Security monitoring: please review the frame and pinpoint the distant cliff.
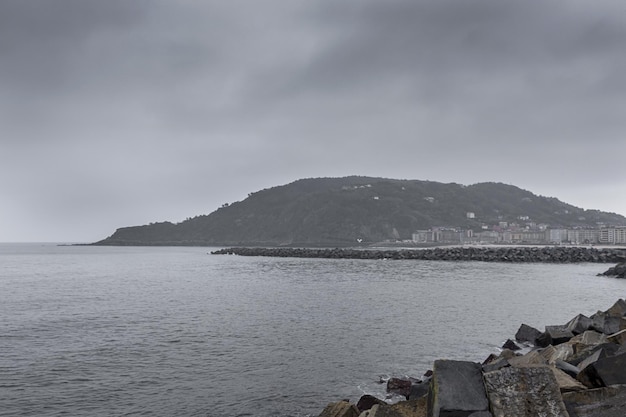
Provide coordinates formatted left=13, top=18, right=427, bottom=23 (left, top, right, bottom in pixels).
left=93, top=176, right=626, bottom=247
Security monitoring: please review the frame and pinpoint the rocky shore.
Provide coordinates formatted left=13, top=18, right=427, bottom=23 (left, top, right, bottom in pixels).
left=598, top=262, right=626, bottom=278
left=317, top=298, right=626, bottom=417
left=211, top=246, right=625, bottom=263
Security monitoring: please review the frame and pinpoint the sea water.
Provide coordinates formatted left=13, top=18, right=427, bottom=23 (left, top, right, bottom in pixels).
left=1, top=243, right=625, bottom=417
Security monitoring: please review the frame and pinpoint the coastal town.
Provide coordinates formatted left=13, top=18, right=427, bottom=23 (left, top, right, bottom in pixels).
left=412, top=213, right=626, bottom=245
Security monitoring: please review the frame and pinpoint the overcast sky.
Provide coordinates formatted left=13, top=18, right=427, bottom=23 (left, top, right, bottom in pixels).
left=2, top=0, right=625, bottom=242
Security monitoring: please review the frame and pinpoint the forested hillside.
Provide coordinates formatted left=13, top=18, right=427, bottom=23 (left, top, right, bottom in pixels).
left=94, top=176, right=626, bottom=246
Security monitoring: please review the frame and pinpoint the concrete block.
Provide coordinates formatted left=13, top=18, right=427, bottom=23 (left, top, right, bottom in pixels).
left=515, top=323, right=541, bottom=344
left=483, top=366, right=569, bottom=417
left=578, top=352, right=626, bottom=387
left=566, top=314, right=593, bottom=335
left=428, top=360, right=488, bottom=417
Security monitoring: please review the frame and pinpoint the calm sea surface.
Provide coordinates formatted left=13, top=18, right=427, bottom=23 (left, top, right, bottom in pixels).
left=1, top=243, right=625, bottom=417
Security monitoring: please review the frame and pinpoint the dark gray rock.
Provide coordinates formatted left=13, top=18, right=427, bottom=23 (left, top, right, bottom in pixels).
left=570, top=343, right=621, bottom=368
left=590, top=312, right=606, bottom=333
left=536, top=331, right=552, bottom=348
left=589, top=343, right=621, bottom=358
left=387, top=377, right=412, bottom=399
left=577, top=350, right=606, bottom=377
left=515, top=323, right=542, bottom=344
left=408, top=377, right=431, bottom=400
left=590, top=312, right=626, bottom=335
left=577, top=352, right=626, bottom=388
left=481, top=353, right=499, bottom=365
left=563, top=384, right=626, bottom=417
left=428, top=360, right=489, bottom=417
left=569, top=342, right=620, bottom=370
left=483, top=366, right=569, bottom=417
left=501, top=339, right=521, bottom=351
left=356, top=395, right=387, bottom=413
left=599, top=263, right=626, bottom=278
left=568, top=330, right=608, bottom=355
left=545, top=325, right=575, bottom=346
left=567, top=314, right=594, bottom=335
left=605, top=298, right=626, bottom=317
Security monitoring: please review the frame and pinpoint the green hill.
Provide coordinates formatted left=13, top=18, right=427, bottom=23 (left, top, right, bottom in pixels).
left=94, top=176, right=626, bottom=246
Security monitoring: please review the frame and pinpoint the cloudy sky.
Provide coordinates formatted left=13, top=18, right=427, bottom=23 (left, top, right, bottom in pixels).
left=2, top=0, right=625, bottom=242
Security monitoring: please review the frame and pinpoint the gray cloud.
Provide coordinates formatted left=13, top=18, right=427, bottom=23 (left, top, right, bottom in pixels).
left=2, top=0, right=625, bottom=241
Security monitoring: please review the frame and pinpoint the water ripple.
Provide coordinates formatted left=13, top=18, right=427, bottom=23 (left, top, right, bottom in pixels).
left=1, top=245, right=625, bottom=416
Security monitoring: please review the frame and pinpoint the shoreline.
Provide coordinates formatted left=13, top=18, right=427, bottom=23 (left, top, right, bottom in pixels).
left=317, top=297, right=626, bottom=417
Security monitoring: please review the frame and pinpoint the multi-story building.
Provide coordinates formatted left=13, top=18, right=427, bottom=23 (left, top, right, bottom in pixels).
left=412, top=228, right=466, bottom=243
left=413, top=225, right=625, bottom=245
left=547, top=229, right=568, bottom=244
left=568, top=229, right=600, bottom=244
left=476, top=230, right=499, bottom=243
left=600, top=227, right=626, bottom=244
left=412, top=230, right=431, bottom=243
left=517, top=230, right=547, bottom=243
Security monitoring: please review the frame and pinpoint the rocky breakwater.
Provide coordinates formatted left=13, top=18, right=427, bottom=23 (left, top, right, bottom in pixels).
left=317, top=299, right=626, bottom=417
left=211, top=246, right=624, bottom=263
left=598, top=262, right=626, bottom=278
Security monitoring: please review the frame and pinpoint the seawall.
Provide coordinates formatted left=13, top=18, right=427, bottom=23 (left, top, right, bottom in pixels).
left=211, top=246, right=624, bottom=263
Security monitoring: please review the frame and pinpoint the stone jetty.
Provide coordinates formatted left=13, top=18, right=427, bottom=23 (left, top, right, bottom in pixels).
left=317, top=299, right=626, bottom=417
left=598, top=262, right=626, bottom=278
left=211, top=246, right=624, bottom=263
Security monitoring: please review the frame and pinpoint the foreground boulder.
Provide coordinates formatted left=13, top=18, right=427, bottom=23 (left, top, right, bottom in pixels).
left=427, top=360, right=489, bottom=417
left=483, top=366, right=568, bottom=417
left=562, top=385, right=626, bottom=417
left=577, top=352, right=626, bottom=388
left=317, top=299, right=626, bottom=417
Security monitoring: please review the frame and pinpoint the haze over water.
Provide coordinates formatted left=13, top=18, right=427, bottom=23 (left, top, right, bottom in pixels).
left=2, top=243, right=625, bottom=416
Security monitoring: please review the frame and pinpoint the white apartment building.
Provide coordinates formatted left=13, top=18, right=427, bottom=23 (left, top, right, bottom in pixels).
left=599, top=227, right=626, bottom=244
left=568, top=229, right=600, bottom=244
left=547, top=229, right=568, bottom=243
